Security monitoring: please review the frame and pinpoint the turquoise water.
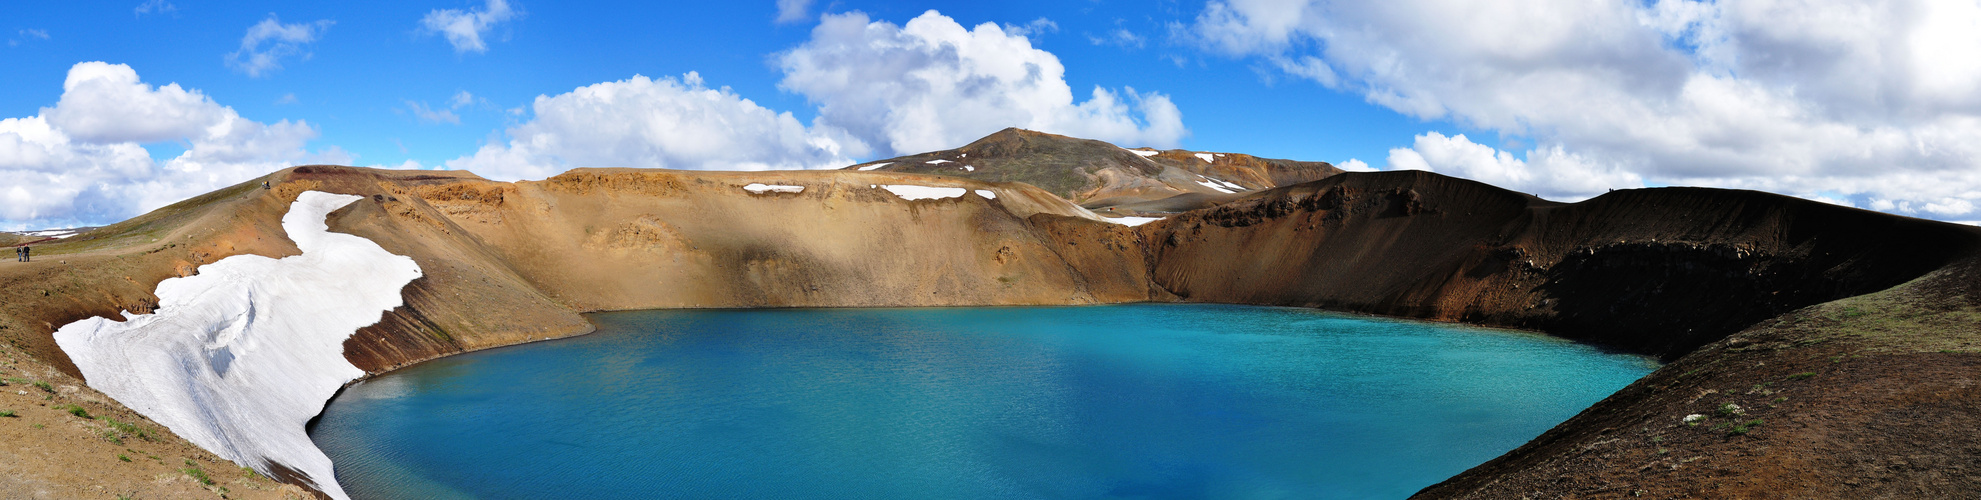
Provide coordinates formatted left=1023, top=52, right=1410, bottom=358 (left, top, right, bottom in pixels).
left=310, top=304, right=1655, bottom=499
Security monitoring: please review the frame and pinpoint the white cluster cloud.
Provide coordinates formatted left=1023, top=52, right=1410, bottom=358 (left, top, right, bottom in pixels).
left=777, top=11, right=1187, bottom=157
left=775, top=0, right=815, bottom=24
left=445, top=72, right=853, bottom=181
left=0, top=62, right=343, bottom=229
left=420, top=0, right=516, bottom=54
left=444, top=10, right=1189, bottom=181
left=1188, top=0, right=1981, bottom=219
left=227, top=15, right=333, bottom=77
left=1385, top=132, right=1642, bottom=200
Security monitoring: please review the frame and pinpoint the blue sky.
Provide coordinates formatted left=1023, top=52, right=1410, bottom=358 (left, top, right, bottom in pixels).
left=4, top=0, right=1980, bottom=228
left=1, top=1, right=1439, bottom=170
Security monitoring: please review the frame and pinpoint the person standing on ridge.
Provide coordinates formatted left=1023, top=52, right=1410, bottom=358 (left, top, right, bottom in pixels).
left=18, top=245, right=28, bottom=262
left=12, top=246, right=19, bottom=262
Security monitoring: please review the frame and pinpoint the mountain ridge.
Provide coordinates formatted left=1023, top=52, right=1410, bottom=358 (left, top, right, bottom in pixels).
left=0, top=130, right=1976, bottom=498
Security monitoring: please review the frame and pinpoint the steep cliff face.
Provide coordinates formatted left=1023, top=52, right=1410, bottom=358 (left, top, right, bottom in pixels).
left=1141, top=170, right=1979, bottom=359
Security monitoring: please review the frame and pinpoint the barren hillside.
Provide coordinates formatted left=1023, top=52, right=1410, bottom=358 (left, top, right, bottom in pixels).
left=2, top=156, right=1977, bottom=499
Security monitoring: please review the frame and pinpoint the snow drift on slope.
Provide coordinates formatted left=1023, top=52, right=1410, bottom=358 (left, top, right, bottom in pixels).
left=55, top=191, right=422, bottom=500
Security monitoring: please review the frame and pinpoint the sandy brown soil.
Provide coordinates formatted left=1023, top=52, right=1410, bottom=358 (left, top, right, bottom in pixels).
left=0, top=342, right=309, bottom=499
left=2, top=161, right=1977, bottom=499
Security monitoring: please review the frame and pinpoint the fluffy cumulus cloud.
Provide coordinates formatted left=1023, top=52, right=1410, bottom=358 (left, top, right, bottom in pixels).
left=778, top=11, right=1187, bottom=157
left=421, top=0, right=516, bottom=54
left=445, top=72, right=854, bottom=181
left=227, top=15, right=333, bottom=77
left=1187, top=0, right=1981, bottom=219
left=1386, top=132, right=1642, bottom=200
left=0, top=62, right=343, bottom=229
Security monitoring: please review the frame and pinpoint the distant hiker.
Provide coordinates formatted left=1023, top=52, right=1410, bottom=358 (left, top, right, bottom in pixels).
left=16, top=245, right=27, bottom=262
left=12, top=246, right=19, bottom=262
left=262, top=181, right=271, bottom=189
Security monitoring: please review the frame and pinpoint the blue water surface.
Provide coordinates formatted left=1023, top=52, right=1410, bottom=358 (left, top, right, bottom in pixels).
left=310, top=304, right=1655, bottom=499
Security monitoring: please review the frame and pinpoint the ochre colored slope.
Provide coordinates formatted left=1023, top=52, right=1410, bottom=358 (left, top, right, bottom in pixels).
left=2, top=162, right=1978, bottom=499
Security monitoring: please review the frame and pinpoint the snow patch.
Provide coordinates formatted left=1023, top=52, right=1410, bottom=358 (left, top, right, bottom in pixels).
left=926, top=159, right=953, bottom=165
left=1105, top=216, right=1166, bottom=227
left=857, top=162, right=892, bottom=171
left=1194, top=153, right=1215, bottom=163
left=743, top=183, right=805, bottom=194
left=964, top=165, right=975, bottom=172
left=54, top=192, right=422, bottom=500
left=974, top=189, right=996, bottom=199
left=1196, top=180, right=1237, bottom=194
left=880, top=185, right=967, bottom=200
left=1131, top=149, right=1160, bottom=157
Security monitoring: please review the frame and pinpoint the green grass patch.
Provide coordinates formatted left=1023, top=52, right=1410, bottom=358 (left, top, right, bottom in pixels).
left=61, top=404, right=92, bottom=419
left=181, top=465, right=213, bottom=486
left=1715, top=402, right=1743, bottom=417
left=102, top=418, right=152, bottom=441
left=32, top=380, right=53, bottom=393
left=1729, top=419, right=1765, bottom=436
left=118, top=453, right=132, bottom=462
left=1786, top=372, right=1817, bottom=380
left=0, top=410, right=14, bottom=417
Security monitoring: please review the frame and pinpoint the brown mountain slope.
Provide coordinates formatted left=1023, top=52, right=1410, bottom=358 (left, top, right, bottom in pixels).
left=2, top=162, right=1978, bottom=498
left=844, top=127, right=1342, bottom=212
left=1134, top=169, right=1981, bottom=497
left=1141, top=170, right=1977, bottom=359
left=0, top=165, right=1154, bottom=498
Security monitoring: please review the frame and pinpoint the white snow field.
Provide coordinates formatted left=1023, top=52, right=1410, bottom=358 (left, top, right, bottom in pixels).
left=743, top=183, right=805, bottom=194
left=857, top=162, right=891, bottom=171
left=974, top=189, right=997, bottom=199
left=1196, top=180, right=1237, bottom=194
left=880, top=184, right=968, bottom=200
left=1130, top=149, right=1159, bottom=157
left=1194, top=153, right=1215, bottom=163
left=1104, top=216, right=1166, bottom=227
left=55, top=191, right=423, bottom=500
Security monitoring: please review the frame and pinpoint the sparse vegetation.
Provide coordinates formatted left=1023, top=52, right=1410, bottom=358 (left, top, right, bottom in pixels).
left=1729, top=419, right=1765, bottom=436
left=182, top=460, right=213, bottom=485
left=61, top=404, right=92, bottom=419
left=118, top=453, right=132, bottom=462
left=0, top=410, right=13, bottom=417
left=1787, top=372, right=1816, bottom=380
left=103, top=417, right=153, bottom=441
left=32, top=380, right=53, bottom=393
left=1716, top=403, right=1743, bottom=417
